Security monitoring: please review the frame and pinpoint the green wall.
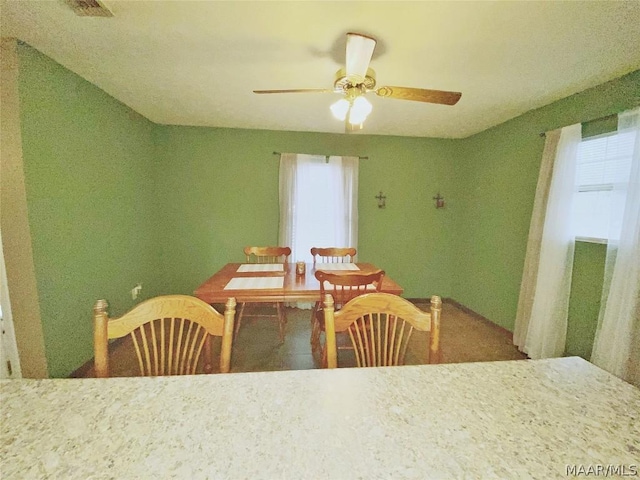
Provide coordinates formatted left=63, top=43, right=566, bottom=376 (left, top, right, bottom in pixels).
left=566, top=241, right=607, bottom=359
left=14, top=40, right=639, bottom=376
left=451, top=69, right=640, bottom=331
left=17, top=44, right=162, bottom=377
left=154, top=127, right=457, bottom=299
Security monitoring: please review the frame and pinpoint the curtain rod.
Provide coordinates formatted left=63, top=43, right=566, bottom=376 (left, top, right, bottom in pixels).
left=272, top=151, right=368, bottom=160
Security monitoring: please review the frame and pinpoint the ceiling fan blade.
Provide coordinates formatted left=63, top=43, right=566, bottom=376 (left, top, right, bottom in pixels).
left=345, top=33, right=376, bottom=83
left=375, top=86, right=462, bottom=105
left=253, top=88, right=332, bottom=94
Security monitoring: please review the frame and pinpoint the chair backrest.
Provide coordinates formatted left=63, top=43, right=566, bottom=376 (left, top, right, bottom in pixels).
left=322, top=293, right=442, bottom=368
left=93, top=295, right=236, bottom=377
left=244, top=246, right=291, bottom=263
left=315, top=269, right=384, bottom=309
left=311, top=247, right=356, bottom=264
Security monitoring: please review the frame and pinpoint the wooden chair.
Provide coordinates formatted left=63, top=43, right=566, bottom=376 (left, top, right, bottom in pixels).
left=93, top=295, right=236, bottom=377
left=322, top=293, right=442, bottom=368
left=244, top=246, right=291, bottom=264
left=237, top=246, right=291, bottom=342
left=311, top=269, right=384, bottom=366
left=311, top=247, right=357, bottom=265
left=309, top=247, right=357, bottom=331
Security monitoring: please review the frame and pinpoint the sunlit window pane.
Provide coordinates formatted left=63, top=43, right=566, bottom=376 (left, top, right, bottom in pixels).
left=292, top=157, right=347, bottom=262
left=573, top=130, right=634, bottom=241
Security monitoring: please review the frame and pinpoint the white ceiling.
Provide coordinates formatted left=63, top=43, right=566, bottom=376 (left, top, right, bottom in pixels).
left=2, top=0, right=640, bottom=138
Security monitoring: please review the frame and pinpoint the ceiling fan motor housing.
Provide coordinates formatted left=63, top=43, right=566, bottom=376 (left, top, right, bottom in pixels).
left=334, top=67, right=376, bottom=93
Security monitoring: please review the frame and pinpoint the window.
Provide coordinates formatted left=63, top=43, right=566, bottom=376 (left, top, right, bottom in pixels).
left=279, top=154, right=358, bottom=262
left=572, top=130, right=635, bottom=242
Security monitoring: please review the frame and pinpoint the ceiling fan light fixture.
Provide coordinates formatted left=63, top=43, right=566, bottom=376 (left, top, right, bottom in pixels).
left=348, top=96, right=372, bottom=125
left=346, top=121, right=364, bottom=132
left=253, top=32, right=462, bottom=133
left=330, top=98, right=350, bottom=121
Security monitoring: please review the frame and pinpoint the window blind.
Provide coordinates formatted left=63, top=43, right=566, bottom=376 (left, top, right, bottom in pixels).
left=573, top=129, right=636, bottom=241
left=576, top=131, right=634, bottom=189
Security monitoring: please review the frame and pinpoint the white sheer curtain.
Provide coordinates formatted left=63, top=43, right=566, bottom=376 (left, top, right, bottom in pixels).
left=278, top=153, right=358, bottom=263
left=514, top=124, right=581, bottom=358
left=591, top=107, right=640, bottom=386
left=278, top=153, right=297, bottom=255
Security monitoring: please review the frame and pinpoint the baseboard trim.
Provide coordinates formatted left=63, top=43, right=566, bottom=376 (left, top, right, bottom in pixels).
left=407, top=297, right=514, bottom=341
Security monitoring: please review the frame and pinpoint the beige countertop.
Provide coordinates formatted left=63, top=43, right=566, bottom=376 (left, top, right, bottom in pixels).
left=1, top=357, right=639, bottom=479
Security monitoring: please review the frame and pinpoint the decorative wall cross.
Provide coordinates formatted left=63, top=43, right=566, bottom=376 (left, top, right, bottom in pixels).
left=375, top=191, right=386, bottom=209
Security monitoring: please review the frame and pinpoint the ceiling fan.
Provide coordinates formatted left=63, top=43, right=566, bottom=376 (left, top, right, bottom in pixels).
left=253, top=33, right=462, bottom=132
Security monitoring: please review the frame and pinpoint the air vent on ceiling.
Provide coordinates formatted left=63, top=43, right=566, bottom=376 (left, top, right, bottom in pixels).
left=65, top=0, right=113, bottom=17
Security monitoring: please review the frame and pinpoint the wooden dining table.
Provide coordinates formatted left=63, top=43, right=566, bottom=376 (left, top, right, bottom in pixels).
left=194, top=262, right=403, bottom=305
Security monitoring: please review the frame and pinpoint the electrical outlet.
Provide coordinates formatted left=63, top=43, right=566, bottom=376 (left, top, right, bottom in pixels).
left=131, top=283, right=142, bottom=300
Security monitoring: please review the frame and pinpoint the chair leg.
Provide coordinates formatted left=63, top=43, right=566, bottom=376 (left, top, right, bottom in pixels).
left=234, top=302, right=246, bottom=339
left=310, top=318, right=319, bottom=353
left=203, top=335, right=213, bottom=374
left=276, top=302, right=286, bottom=344
left=311, top=311, right=325, bottom=355
left=310, top=302, right=322, bottom=347
left=321, top=343, right=327, bottom=368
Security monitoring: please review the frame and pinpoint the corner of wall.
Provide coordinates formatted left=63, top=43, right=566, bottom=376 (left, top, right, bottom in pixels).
left=0, top=37, right=49, bottom=378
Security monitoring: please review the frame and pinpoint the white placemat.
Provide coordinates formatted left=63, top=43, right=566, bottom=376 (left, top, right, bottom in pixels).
left=315, top=263, right=359, bottom=271
left=237, top=264, right=284, bottom=272
left=224, top=276, right=284, bottom=290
